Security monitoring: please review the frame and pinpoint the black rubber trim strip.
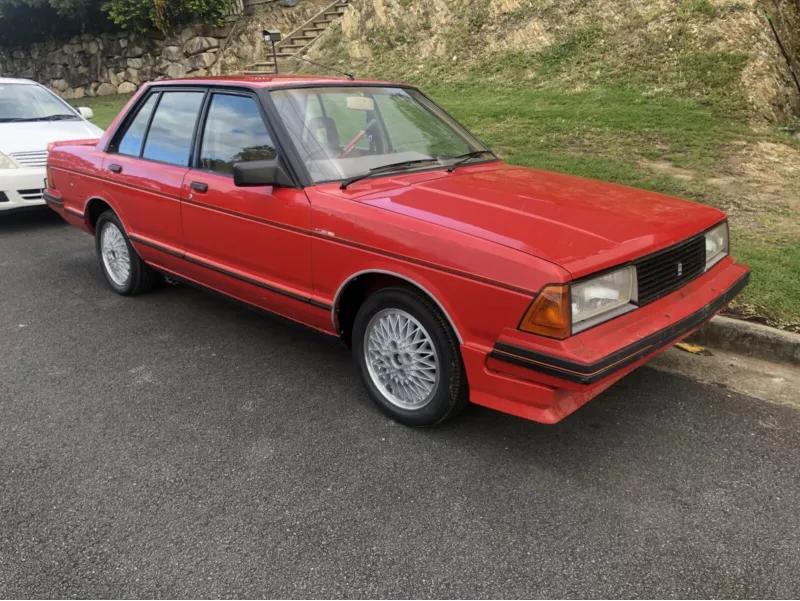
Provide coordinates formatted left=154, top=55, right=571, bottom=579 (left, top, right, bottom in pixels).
left=43, top=191, right=63, bottom=207
left=310, top=299, right=332, bottom=310
left=64, top=206, right=84, bottom=218
left=489, top=270, right=750, bottom=386
left=129, top=234, right=184, bottom=258
left=128, top=233, right=332, bottom=311
left=183, top=254, right=312, bottom=304
left=148, top=265, right=339, bottom=340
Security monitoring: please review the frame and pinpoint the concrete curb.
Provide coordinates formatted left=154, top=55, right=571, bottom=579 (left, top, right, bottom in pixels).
left=686, top=316, right=800, bottom=366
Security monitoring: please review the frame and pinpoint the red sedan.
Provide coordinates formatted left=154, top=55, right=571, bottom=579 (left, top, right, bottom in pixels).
left=44, top=75, right=750, bottom=426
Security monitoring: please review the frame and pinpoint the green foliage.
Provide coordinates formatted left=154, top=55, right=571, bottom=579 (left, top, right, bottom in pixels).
left=0, top=0, right=234, bottom=45
left=0, top=0, right=110, bottom=46
left=101, top=0, right=235, bottom=32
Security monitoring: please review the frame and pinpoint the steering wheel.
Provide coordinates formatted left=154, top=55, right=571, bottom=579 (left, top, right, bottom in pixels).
left=338, top=119, right=378, bottom=159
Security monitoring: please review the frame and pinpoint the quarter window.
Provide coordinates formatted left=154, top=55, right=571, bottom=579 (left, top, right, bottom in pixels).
left=116, top=94, right=157, bottom=157
left=142, top=91, right=205, bottom=166
left=199, top=94, right=276, bottom=175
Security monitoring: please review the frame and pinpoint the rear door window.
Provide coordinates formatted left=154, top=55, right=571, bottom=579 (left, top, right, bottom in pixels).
left=142, top=91, right=205, bottom=166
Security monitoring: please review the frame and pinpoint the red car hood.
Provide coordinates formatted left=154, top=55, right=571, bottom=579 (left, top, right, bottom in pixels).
left=343, top=164, right=724, bottom=278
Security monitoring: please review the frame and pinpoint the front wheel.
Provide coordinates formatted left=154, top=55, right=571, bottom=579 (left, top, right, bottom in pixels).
left=352, top=287, right=469, bottom=427
left=95, top=210, right=157, bottom=296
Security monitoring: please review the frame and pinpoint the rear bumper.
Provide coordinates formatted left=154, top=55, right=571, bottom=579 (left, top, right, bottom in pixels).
left=465, top=257, right=750, bottom=424
left=44, top=189, right=88, bottom=229
left=0, top=169, right=46, bottom=211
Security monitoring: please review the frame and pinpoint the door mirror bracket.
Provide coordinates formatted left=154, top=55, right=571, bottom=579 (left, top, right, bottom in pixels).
left=233, top=159, right=294, bottom=188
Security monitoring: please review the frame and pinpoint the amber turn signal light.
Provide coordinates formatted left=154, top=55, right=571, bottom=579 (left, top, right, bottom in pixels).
left=519, top=284, right=571, bottom=339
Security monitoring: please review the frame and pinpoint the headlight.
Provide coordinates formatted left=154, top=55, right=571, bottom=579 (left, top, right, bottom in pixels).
left=705, top=222, right=728, bottom=270
left=571, top=266, right=637, bottom=333
left=520, top=266, right=638, bottom=339
left=0, top=152, right=18, bottom=170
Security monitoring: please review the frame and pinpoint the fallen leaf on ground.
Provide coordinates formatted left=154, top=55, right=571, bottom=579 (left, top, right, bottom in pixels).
left=675, top=342, right=714, bottom=356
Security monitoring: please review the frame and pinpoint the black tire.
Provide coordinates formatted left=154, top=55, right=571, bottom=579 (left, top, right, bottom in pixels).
left=95, top=210, right=157, bottom=296
left=352, top=287, right=469, bottom=427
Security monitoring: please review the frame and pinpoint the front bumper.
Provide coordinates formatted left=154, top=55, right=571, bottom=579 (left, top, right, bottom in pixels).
left=0, top=169, right=47, bottom=211
left=465, top=257, right=750, bottom=424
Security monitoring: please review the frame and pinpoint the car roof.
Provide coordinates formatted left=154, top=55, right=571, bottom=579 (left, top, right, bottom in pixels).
left=145, top=74, right=407, bottom=89
left=0, top=77, right=38, bottom=85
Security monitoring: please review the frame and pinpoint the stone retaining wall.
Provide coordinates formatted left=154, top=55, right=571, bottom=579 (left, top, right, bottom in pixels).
left=0, top=25, right=230, bottom=99
left=0, top=0, right=335, bottom=99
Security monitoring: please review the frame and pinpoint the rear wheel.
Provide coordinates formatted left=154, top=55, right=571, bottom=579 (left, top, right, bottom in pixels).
left=352, top=287, right=469, bottom=426
left=95, top=211, right=157, bottom=296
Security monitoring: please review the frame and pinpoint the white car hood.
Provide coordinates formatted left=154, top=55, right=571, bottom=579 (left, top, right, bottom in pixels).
left=0, top=120, right=104, bottom=154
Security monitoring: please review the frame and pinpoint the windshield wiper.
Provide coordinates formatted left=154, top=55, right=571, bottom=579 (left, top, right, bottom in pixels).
left=340, top=158, right=441, bottom=190
left=446, top=150, right=497, bottom=173
left=43, top=114, right=80, bottom=121
left=1, top=114, right=79, bottom=123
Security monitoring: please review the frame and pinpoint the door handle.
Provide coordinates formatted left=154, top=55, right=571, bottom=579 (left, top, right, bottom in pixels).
left=190, top=182, right=209, bottom=193
left=108, top=164, right=123, bottom=174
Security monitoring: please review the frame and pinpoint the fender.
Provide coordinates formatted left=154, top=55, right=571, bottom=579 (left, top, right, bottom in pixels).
left=331, top=268, right=465, bottom=344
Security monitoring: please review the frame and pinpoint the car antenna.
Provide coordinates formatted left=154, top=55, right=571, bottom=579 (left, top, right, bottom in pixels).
left=292, top=55, right=355, bottom=80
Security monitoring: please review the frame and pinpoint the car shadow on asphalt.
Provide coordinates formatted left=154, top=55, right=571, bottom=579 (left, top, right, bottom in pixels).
left=155, top=278, right=790, bottom=458
left=57, top=246, right=797, bottom=477
left=0, top=207, right=67, bottom=232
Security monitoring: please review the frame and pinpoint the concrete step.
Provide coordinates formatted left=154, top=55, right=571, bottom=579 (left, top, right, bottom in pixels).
left=243, top=60, right=295, bottom=76
left=290, top=35, right=319, bottom=43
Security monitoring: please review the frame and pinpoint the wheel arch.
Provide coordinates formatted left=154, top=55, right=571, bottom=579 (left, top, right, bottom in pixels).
left=84, top=196, right=121, bottom=233
left=332, top=269, right=465, bottom=346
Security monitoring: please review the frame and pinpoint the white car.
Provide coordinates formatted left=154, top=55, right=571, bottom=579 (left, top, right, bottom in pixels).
left=0, top=77, right=104, bottom=212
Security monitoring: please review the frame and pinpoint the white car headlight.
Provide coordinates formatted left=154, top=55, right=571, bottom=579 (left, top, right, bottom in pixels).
left=705, top=222, right=729, bottom=270
left=0, top=152, right=18, bottom=170
left=572, top=266, right=637, bottom=333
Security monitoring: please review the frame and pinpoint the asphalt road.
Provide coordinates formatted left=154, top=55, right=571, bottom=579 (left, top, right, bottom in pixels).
left=2, top=208, right=799, bottom=599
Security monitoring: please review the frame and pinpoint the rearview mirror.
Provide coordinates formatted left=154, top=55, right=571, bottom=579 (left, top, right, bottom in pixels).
left=233, top=159, right=293, bottom=188
left=346, top=96, right=375, bottom=112
left=77, top=107, right=94, bottom=120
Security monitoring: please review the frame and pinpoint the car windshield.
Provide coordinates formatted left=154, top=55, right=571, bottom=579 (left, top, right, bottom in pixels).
left=271, top=86, right=495, bottom=184
left=0, top=83, right=80, bottom=123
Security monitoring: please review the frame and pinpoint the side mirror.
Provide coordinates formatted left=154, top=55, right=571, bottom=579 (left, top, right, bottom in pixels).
left=233, top=159, right=293, bottom=188
left=77, top=107, right=94, bottom=120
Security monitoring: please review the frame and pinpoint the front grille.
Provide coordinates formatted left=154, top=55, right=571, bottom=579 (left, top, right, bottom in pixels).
left=635, top=234, right=706, bottom=305
left=10, top=150, right=48, bottom=168
left=18, top=189, right=44, bottom=202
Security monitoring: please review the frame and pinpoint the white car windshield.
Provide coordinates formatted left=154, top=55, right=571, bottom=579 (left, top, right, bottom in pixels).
left=270, top=86, right=495, bottom=184
left=0, top=83, right=80, bottom=123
